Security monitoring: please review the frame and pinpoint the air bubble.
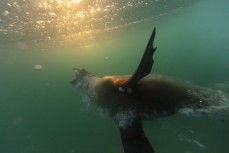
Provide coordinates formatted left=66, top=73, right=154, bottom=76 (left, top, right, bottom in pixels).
left=34, top=64, right=43, bottom=71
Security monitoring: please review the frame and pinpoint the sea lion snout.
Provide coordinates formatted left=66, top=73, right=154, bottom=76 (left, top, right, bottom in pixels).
left=71, top=68, right=93, bottom=89
left=70, top=68, right=79, bottom=86
left=73, top=68, right=91, bottom=79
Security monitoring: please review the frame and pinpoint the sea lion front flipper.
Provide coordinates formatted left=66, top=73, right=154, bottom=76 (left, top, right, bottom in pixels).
left=122, top=27, right=157, bottom=90
left=119, top=119, right=155, bottom=153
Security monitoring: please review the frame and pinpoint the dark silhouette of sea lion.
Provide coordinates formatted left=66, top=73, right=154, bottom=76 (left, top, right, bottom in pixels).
left=71, top=27, right=228, bottom=153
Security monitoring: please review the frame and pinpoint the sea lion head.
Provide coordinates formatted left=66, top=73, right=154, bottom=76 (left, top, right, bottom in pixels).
left=70, top=68, right=92, bottom=89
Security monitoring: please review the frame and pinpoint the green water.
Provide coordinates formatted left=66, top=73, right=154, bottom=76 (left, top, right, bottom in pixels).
left=1, top=0, right=229, bottom=153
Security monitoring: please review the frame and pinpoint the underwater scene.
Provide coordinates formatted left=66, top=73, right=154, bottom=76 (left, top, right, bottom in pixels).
left=1, top=0, right=229, bottom=153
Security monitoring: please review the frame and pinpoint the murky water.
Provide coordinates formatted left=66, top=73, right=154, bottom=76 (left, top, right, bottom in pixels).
left=1, top=0, right=229, bottom=153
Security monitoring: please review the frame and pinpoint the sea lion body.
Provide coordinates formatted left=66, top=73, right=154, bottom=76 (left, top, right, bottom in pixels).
left=71, top=70, right=215, bottom=125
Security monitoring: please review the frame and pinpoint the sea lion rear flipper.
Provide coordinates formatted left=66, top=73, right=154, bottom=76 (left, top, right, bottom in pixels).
left=119, top=119, right=155, bottom=153
left=122, top=27, right=157, bottom=90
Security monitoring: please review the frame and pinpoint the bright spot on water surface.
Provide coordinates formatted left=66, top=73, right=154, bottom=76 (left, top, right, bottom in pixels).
left=1, top=10, right=9, bottom=16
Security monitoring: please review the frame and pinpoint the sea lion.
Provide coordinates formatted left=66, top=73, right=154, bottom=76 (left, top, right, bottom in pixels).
left=71, top=28, right=228, bottom=153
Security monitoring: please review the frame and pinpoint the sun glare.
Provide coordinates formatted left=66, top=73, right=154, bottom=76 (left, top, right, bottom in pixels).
left=72, top=0, right=81, bottom=3
left=0, top=0, right=155, bottom=47
left=56, top=0, right=62, bottom=5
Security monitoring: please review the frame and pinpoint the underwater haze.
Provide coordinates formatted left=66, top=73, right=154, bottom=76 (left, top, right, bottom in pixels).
left=1, top=0, right=229, bottom=153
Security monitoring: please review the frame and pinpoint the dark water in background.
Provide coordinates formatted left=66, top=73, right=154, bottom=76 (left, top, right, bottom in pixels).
left=1, top=0, right=229, bottom=153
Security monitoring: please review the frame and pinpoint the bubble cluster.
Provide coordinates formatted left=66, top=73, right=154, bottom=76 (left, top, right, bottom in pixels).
left=181, top=88, right=229, bottom=122
left=114, top=108, right=136, bottom=128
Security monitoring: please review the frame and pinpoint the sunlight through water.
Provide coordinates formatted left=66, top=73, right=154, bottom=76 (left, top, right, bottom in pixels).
left=0, top=0, right=197, bottom=47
